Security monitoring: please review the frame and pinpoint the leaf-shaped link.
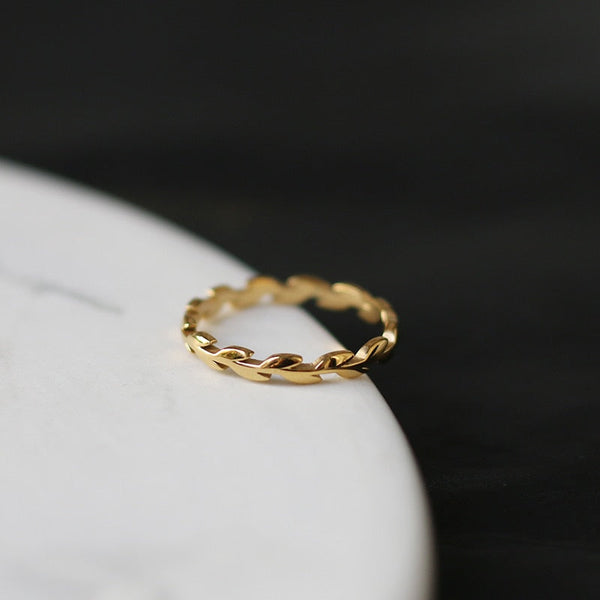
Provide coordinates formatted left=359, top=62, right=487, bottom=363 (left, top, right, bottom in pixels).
left=259, top=354, right=304, bottom=369
left=312, top=350, right=355, bottom=370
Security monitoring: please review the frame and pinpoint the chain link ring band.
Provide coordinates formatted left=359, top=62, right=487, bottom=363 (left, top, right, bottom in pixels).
left=182, top=275, right=398, bottom=384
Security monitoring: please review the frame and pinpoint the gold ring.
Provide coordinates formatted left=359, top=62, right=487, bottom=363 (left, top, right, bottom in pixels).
left=182, top=275, right=398, bottom=384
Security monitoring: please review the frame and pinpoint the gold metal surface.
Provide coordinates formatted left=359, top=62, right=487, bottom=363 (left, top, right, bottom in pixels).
left=182, top=275, right=398, bottom=384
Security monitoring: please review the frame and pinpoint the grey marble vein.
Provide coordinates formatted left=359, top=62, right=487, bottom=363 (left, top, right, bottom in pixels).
left=0, top=263, right=122, bottom=315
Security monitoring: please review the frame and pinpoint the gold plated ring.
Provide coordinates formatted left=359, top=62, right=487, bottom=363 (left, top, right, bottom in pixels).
left=182, top=275, right=398, bottom=384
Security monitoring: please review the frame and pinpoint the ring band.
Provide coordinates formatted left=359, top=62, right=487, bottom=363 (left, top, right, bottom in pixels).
left=182, top=275, right=398, bottom=384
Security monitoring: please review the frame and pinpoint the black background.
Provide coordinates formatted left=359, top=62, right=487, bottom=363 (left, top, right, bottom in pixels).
left=2, top=2, right=599, bottom=598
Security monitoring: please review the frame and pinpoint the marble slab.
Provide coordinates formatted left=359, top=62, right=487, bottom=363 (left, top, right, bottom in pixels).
left=0, top=160, right=433, bottom=600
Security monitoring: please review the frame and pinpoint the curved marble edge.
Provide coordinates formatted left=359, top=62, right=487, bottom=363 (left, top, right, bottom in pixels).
left=0, top=159, right=434, bottom=600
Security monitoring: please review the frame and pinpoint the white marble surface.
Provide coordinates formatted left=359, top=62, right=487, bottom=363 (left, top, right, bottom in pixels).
left=0, top=160, right=433, bottom=600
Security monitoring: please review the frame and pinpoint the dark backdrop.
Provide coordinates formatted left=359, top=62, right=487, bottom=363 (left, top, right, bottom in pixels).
left=2, top=2, right=599, bottom=598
